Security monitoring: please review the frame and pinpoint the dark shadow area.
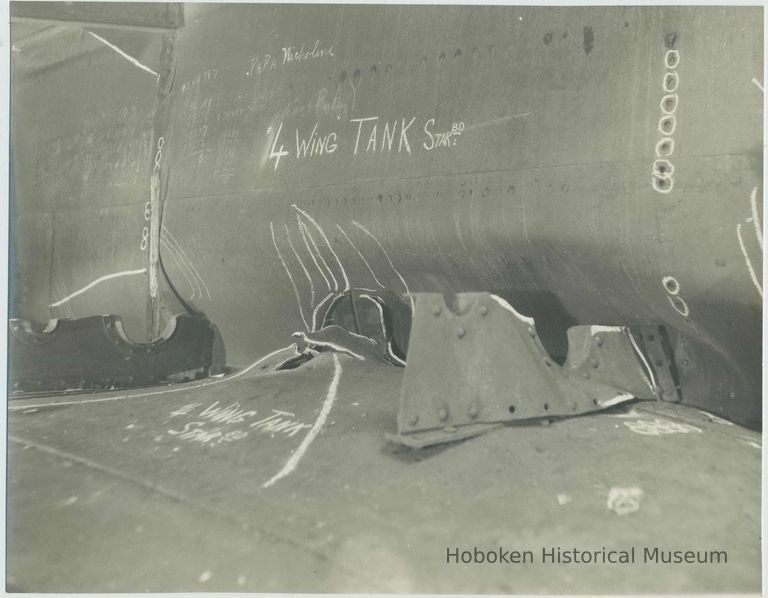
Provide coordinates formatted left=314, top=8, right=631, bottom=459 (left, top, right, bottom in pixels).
left=490, top=288, right=578, bottom=365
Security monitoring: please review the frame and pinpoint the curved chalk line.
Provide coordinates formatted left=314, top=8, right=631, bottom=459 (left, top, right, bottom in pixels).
left=271, top=222, right=309, bottom=330
left=49, top=269, right=147, bottom=308
left=292, top=204, right=350, bottom=292
left=351, top=220, right=414, bottom=312
left=262, top=353, right=342, bottom=488
left=299, top=219, right=337, bottom=291
left=749, top=186, right=762, bottom=250
left=337, top=224, right=385, bottom=288
left=284, top=224, right=315, bottom=308
left=736, top=222, right=763, bottom=298
left=162, top=226, right=211, bottom=300
left=160, top=238, right=198, bottom=299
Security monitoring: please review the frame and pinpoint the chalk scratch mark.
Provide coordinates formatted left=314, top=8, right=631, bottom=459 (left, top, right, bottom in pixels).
left=271, top=222, right=309, bottom=330
left=463, top=113, right=533, bottom=133
left=263, top=353, right=342, bottom=488
left=521, top=203, right=532, bottom=247
left=337, top=224, right=385, bottom=288
left=162, top=226, right=211, bottom=300
left=293, top=204, right=350, bottom=292
left=87, top=31, right=159, bottom=78
left=749, top=186, right=762, bottom=250
left=161, top=238, right=199, bottom=299
left=453, top=205, right=471, bottom=255
left=736, top=222, right=763, bottom=298
left=10, top=435, right=205, bottom=509
left=752, top=78, right=764, bottom=92
left=49, top=269, right=146, bottom=308
left=284, top=224, right=315, bottom=308
left=52, top=254, right=75, bottom=319
left=351, top=221, right=414, bottom=312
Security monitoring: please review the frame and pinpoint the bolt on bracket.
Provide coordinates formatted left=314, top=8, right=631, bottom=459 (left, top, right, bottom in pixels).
left=386, top=293, right=665, bottom=449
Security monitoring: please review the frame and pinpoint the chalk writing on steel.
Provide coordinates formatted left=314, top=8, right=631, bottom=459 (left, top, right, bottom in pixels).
left=423, top=119, right=465, bottom=150
left=736, top=186, right=763, bottom=298
left=266, top=116, right=465, bottom=170
left=662, top=275, right=690, bottom=317
left=247, top=40, right=335, bottom=77
left=166, top=401, right=311, bottom=447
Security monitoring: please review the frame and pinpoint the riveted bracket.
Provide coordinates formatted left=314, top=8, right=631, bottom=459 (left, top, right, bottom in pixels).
left=386, top=293, right=664, bottom=449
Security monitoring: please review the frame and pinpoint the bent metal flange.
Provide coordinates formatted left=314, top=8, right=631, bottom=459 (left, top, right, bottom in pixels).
left=387, top=293, right=668, bottom=448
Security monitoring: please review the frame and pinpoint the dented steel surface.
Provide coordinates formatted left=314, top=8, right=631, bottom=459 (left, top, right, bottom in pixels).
left=389, top=293, right=660, bottom=448
left=10, top=6, right=763, bottom=426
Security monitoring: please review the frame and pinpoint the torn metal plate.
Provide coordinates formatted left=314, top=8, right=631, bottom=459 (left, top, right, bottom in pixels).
left=389, top=293, right=663, bottom=448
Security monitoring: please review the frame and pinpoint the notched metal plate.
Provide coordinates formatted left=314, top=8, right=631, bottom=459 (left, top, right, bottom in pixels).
left=390, top=293, right=663, bottom=448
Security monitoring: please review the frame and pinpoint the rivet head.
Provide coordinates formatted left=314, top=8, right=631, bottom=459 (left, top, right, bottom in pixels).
left=469, top=405, right=479, bottom=418
left=681, top=358, right=690, bottom=367
left=582, top=372, right=591, bottom=379
left=457, top=327, right=466, bottom=338
left=591, top=359, right=599, bottom=368
left=528, top=328, right=536, bottom=337
left=433, top=306, right=442, bottom=316
left=595, top=336, right=603, bottom=346
left=438, top=408, right=449, bottom=421
left=408, top=414, right=419, bottom=426
left=544, top=358, right=551, bottom=366
left=729, top=391, right=737, bottom=399
left=479, top=305, right=488, bottom=316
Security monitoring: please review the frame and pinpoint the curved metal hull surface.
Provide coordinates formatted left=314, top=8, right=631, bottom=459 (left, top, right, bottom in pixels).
left=11, top=5, right=763, bottom=425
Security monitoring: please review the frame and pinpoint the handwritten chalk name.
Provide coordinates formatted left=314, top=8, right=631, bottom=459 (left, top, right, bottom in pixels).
left=247, top=41, right=335, bottom=77
left=247, top=54, right=277, bottom=76
left=267, top=116, right=464, bottom=170
left=277, top=85, right=349, bottom=120
left=282, top=40, right=335, bottom=64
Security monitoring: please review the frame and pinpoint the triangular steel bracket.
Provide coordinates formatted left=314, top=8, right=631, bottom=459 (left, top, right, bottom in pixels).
left=386, top=293, right=663, bottom=449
